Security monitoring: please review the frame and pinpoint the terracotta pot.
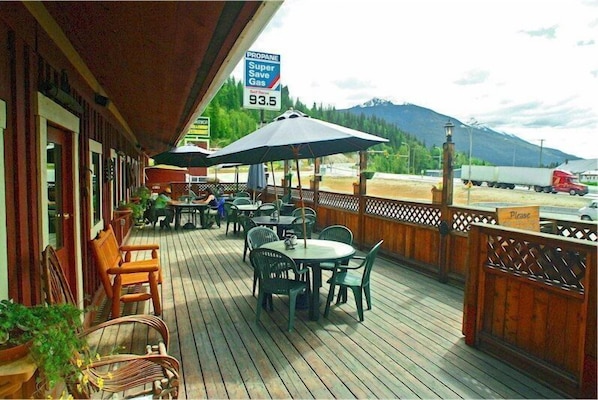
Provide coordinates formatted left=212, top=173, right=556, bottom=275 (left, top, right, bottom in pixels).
left=0, top=340, right=31, bottom=364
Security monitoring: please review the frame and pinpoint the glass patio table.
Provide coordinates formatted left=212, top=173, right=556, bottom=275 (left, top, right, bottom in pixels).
left=260, top=239, right=355, bottom=321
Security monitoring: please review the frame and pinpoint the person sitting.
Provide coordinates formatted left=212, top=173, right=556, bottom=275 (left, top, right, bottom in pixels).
left=153, top=187, right=175, bottom=229
left=196, top=187, right=219, bottom=228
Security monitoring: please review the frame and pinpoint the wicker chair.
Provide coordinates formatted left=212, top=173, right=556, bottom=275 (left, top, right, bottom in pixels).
left=41, top=245, right=180, bottom=398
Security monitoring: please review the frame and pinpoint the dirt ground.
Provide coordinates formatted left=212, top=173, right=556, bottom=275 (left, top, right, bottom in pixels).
left=316, top=175, right=590, bottom=210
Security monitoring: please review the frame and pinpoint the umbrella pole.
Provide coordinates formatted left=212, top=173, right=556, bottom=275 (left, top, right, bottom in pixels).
left=270, top=161, right=278, bottom=204
left=294, top=151, right=307, bottom=248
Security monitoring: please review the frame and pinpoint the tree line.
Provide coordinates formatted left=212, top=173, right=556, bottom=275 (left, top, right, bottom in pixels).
left=202, top=77, right=483, bottom=174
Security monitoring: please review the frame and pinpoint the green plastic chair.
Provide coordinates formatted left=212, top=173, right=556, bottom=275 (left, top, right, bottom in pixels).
left=238, top=215, right=258, bottom=262
left=223, top=202, right=240, bottom=235
left=247, top=227, right=280, bottom=296
left=257, top=203, right=276, bottom=217
left=290, top=215, right=315, bottom=239
left=232, top=197, right=252, bottom=206
left=324, top=240, right=384, bottom=322
left=250, top=248, right=310, bottom=332
left=318, top=225, right=354, bottom=271
left=291, top=207, right=316, bottom=219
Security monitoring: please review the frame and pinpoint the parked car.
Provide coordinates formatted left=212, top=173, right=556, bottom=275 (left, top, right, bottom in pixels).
left=578, top=199, right=598, bottom=221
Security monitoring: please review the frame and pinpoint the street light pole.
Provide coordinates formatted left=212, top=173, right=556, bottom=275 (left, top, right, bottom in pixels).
left=401, top=142, right=411, bottom=174
left=538, top=139, right=545, bottom=167
left=461, top=118, right=478, bottom=205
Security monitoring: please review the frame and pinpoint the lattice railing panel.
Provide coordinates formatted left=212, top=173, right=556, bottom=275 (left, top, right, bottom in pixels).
left=554, top=221, right=598, bottom=242
left=486, top=233, right=587, bottom=293
left=452, top=207, right=497, bottom=233
left=319, top=191, right=359, bottom=212
left=365, top=197, right=441, bottom=227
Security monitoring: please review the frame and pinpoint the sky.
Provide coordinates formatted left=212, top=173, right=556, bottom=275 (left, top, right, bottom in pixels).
left=232, top=0, right=598, bottom=160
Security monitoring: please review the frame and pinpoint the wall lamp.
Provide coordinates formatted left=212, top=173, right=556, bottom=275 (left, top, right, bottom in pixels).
left=444, top=120, right=454, bottom=142
left=39, top=81, right=84, bottom=114
left=94, top=93, right=110, bottom=107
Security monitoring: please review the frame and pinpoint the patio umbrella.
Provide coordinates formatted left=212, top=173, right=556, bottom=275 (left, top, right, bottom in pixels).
left=152, top=144, right=213, bottom=197
left=207, top=109, right=388, bottom=246
left=247, top=163, right=266, bottom=202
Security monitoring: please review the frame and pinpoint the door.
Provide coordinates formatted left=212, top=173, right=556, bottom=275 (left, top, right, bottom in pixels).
left=46, top=125, right=76, bottom=291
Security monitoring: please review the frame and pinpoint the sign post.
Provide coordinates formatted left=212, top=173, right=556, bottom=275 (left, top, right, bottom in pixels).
left=243, top=51, right=281, bottom=111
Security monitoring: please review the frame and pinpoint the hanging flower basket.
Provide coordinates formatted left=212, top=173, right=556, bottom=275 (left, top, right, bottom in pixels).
left=362, top=171, right=375, bottom=180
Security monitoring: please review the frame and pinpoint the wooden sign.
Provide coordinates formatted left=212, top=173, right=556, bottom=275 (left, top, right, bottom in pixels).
left=496, top=206, right=540, bottom=232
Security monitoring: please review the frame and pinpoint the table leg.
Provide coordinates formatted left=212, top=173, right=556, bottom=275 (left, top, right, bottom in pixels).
left=309, top=264, right=322, bottom=321
left=174, top=208, right=181, bottom=230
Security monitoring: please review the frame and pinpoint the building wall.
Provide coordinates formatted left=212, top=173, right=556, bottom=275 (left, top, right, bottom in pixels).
left=0, top=4, right=142, bottom=305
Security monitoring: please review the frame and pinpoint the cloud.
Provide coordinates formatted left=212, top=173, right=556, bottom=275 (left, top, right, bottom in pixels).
left=333, top=78, right=371, bottom=90
left=454, top=70, right=490, bottom=85
left=522, top=25, right=558, bottom=39
left=577, top=39, right=595, bottom=46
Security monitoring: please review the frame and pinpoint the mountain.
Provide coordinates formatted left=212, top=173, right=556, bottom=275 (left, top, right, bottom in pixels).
left=339, top=98, right=580, bottom=167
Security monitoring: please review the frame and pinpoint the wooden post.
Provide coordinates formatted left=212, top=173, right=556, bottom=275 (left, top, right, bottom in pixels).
left=356, top=151, right=367, bottom=248
left=313, top=157, right=320, bottom=212
left=438, top=134, right=454, bottom=283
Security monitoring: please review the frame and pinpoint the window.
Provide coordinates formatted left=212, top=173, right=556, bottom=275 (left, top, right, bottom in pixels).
left=89, top=140, right=103, bottom=238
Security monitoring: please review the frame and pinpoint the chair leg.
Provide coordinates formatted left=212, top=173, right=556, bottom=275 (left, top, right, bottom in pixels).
left=252, top=270, right=258, bottom=297
left=324, top=282, right=336, bottom=318
left=364, top=284, right=372, bottom=310
left=256, top=291, right=264, bottom=324
left=352, top=287, right=364, bottom=322
left=149, top=272, right=162, bottom=316
left=288, top=292, right=297, bottom=331
left=243, top=240, right=248, bottom=262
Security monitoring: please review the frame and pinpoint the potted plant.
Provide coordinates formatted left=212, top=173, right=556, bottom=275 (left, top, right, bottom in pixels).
left=362, top=170, right=376, bottom=180
left=0, top=299, right=90, bottom=391
left=118, top=200, right=144, bottom=224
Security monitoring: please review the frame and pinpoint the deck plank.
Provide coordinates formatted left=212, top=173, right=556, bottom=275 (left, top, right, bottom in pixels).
left=109, top=223, right=566, bottom=399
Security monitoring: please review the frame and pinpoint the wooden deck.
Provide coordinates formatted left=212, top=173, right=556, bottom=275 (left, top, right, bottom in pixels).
left=108, top=222, right=565, bottom=399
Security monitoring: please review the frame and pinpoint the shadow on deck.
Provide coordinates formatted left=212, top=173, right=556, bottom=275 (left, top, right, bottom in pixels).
left=108, top=223, right=565, bottom=399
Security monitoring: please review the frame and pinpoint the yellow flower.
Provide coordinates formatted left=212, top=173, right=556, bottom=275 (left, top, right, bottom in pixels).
left=95, top=353, right=101, bottom=361
left=97, top=377, right=104, bottom=389
left=76, top=358, right=83, bottom=368
left=108, top=372, right=114, bottom=379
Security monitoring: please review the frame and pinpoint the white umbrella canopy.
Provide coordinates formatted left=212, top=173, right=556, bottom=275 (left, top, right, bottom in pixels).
left=207, top=109, right=388, bottom=245
left=206, top=109, right=388, bottom=165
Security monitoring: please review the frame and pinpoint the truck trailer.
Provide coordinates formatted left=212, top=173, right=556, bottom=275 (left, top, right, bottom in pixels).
left=461, top=165, right=588, bottom=196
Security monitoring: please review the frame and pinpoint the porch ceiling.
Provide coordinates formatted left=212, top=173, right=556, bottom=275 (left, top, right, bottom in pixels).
left=40, top=1, right=281, bottom=155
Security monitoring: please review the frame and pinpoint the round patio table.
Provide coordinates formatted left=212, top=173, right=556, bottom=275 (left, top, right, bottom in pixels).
left=261, top=239, right=355, bottom=321
left=251, top=215, right=295, bottom=238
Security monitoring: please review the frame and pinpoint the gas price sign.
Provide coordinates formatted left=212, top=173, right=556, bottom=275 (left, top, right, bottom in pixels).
left=243, top=51, right=281, bottom=111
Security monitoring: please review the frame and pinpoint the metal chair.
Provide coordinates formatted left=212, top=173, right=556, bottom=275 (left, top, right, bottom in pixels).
left=247, top=226, right=280, bottom=296
left=324, top=240, right=384, bottom=322
left=250, top=248, right=310, bottom=332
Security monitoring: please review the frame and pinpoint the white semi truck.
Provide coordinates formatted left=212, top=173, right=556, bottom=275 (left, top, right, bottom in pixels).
left=461, top=165, right=588, bottom=196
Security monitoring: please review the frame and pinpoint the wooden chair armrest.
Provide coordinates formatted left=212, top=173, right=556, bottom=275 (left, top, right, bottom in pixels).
left=79, top=353, right=180, bottom=397
left=121, top=244, right=159, bottom=262
left=107, top=265, right=159, bottom=275
left=81, top=314, right=169, bottom=348
left=120, top=243, right=159, bottom=252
